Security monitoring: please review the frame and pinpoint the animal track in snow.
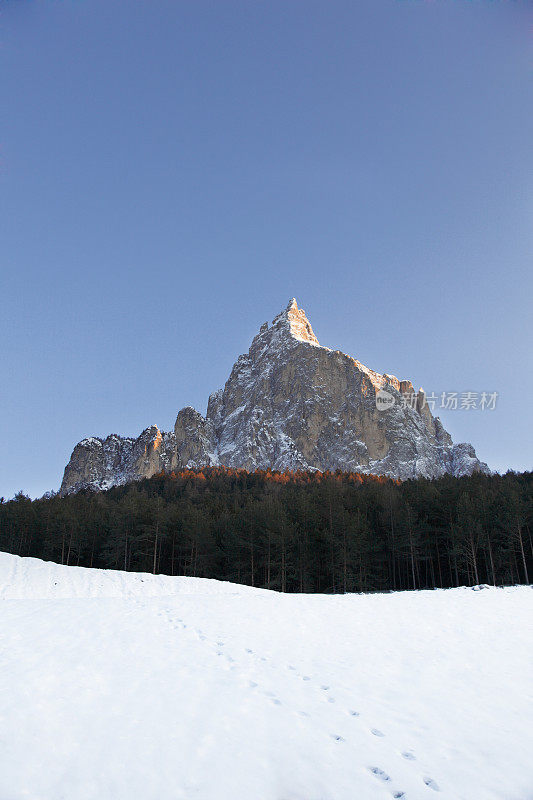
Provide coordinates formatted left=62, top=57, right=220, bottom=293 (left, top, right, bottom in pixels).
left=160, top=608, right=445, bottom=800
left=167, top=611, right=443, bottom=800
left=160, top=609, right=435, bottom=797
left=369, top=767, right=391, bottom=782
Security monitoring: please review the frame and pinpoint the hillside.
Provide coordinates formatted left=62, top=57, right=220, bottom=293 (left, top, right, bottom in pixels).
left=0, top=552, right=531, bottom=800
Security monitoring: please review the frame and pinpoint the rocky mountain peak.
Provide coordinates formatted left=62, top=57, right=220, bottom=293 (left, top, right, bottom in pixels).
left=275, top=297, right=320, bottom=346
left=60, top=298, right=489, bottom=494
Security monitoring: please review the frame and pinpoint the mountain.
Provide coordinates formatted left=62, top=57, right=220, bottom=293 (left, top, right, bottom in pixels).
left=60, top=298, right=488, bottom=493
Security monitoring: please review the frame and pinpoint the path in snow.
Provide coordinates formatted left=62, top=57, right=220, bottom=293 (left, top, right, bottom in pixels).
left=0, top=553, right=531, bottom=800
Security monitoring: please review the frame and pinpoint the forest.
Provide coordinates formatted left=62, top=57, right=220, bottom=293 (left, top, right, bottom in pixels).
left=0, top=468, right=531, bottom=593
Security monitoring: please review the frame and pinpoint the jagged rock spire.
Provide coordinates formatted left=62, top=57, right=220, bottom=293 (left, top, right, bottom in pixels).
left=275, top=298, right=320, bottom=346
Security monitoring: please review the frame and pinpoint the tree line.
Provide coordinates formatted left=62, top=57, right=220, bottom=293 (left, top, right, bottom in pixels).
left=0, top=467, right=531, bottom=593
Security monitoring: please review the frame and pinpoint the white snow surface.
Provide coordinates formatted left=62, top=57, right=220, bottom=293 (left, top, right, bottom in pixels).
left=0, top=552, right=531, bottom=800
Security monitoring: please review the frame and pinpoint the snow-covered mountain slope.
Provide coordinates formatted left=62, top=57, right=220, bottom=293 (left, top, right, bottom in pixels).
left=0, top=552, right=530, bottom=800
left=60, top=298, right=488, bottom=493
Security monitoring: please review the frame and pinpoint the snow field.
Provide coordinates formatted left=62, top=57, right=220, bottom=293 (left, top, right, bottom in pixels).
left=0, top=553, right=531, bottom=800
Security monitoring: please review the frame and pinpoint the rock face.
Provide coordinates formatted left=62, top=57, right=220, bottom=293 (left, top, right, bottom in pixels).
left=60, top=299, right=489, bottom=494
left=61, top=427, right=176, bottom=494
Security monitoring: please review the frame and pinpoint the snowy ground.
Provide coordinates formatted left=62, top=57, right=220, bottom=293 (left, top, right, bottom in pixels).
left=0, top=554, right=531, bottom=800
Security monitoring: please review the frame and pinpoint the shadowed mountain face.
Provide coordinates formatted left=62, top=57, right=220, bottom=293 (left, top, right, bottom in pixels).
left=60, top=299, right=488, bottom=494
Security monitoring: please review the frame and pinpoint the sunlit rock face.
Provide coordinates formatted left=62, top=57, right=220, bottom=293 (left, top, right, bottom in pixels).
left=60, top=426, right=176, bottom=494
left=60, top=299, right=489, bottom=494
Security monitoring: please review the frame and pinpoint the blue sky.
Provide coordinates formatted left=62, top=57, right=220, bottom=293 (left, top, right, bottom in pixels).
left=1, top=0, right=531, bottom=498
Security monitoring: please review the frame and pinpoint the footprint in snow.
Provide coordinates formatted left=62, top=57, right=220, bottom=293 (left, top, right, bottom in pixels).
left=321, top=685, right=330, bottom=691
left=327, top=697, right=336, bottom=704
left=245, top=648, right=253, bottom=654
left=371, top=728, right=385, bottom=737
left=393, top=792, right=406, bottom=798
left=248, top=681, right=258, bottom=688
left=369, top=767, right=391, bottom=782
left=331, top=734, right=345, bottom=742
left=348, top=710, right=360, bottom=717
left=423, top=777, right=440, bottom=792
left=302, top=676, right=311, bottom=681
left=217, top=641, right=224, bottom=647
left=288, top=665, right=296, bottom=671
left=402, top=751, right=416, bottom=761
left=271, top=698, right=282, bottom=706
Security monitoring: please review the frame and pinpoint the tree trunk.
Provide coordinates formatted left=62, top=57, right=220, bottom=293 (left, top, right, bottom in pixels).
left=487, top=533, right=496, bottom=585
left=249, top=509, right=254, bottom=587
left=469, top=531, right=479, bottom=585
left=517, top=521, right=529, bottom=584
left=153, top=521, right=159, bottom=575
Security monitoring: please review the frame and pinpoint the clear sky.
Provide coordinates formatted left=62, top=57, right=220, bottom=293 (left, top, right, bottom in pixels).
left=1, top=0, right=531, bottom=499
